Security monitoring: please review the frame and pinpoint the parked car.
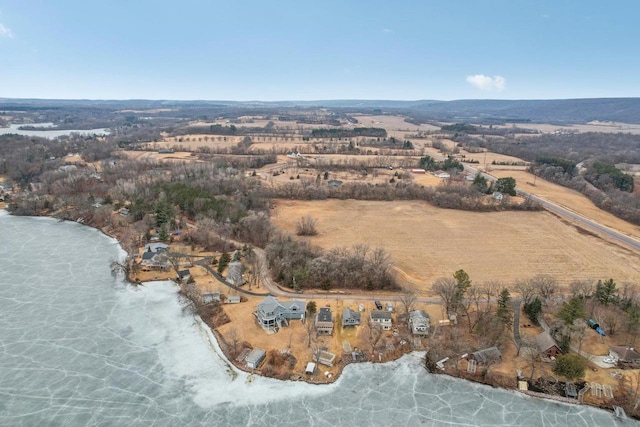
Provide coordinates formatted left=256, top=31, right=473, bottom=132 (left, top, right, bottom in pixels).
left=603, top=357, right=616, bottom=364
left=359, top=304, right=365, bottom=312
left=375, top=300, right=383, bottom=310
left=386, top=302, right=393, bottom=312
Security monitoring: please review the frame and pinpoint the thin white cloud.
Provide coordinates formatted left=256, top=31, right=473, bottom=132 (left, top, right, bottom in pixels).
left=382, top=28, right=393, bottom=33
left=466, top=74, right=506, bottom=91
left=0, top=22, right=13, bottom=38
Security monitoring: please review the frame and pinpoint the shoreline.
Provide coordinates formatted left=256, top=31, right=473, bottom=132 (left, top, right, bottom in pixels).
left=0, top=208, right=628, bottom=420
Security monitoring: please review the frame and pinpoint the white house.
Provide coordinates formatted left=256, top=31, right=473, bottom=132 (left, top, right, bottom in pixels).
left=370, top=310, right=392, bottom=330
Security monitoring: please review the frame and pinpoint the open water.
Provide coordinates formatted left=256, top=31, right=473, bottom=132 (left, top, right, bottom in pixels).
left=0, top=211, right=631, bottom=426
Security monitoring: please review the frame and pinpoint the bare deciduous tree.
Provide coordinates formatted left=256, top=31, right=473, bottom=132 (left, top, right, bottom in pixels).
left=569, top=279, right=594, bottom=300
left=227, top=328, right=239, bottom=357
left=365, top=322, right=384, bottom=355
left=433, top=277, right=458, bottom=317
left=531, top=274, right=558, bottom=304
left=514, top=278, right=536, bottom=304
left=398, top=290, right=418, bottom=321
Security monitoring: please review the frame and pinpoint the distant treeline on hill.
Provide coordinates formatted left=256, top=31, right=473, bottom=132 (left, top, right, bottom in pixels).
left=310, top=127, right=387, bottom=138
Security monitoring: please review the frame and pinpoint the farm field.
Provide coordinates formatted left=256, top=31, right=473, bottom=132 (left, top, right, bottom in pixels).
left=271, top=199, right=640, bottom=292
left=489, top=169, right=640, bottom=242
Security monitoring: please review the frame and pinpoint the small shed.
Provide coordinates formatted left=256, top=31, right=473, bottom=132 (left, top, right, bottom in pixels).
left=177, top=269, right=191, bottom=283
left=245, top=349, right=266, bottom=369
left=469, top=347, right=502, bottom=365
left=565, top=382, right=578, bottom=399
left=305, top=362, right=316, bottom=375
left=226, top=295, right=241, bottom=304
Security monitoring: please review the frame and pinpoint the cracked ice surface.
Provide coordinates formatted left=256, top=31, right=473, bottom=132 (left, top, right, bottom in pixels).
left=0, top=212, right=633, bottom=426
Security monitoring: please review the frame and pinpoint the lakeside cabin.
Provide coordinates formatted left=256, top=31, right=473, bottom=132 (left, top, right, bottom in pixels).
left=468, top=347, right=502, bottom=365
left=254, top=296, right=306, bottom=332
left=408, top=310, right=430, bottom=337
left=316, top=308, right=334, bottom=335
left=535, top=331, right=563, bottom=358
left=370, top=310, right=392, bottom=330
left=342, top=308, right=361, bottom=328
left=202, top=292, right=221, bottom=304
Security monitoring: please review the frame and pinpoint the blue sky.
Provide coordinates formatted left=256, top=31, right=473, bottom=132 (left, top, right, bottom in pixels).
left=1, top=1, right=639, bottom=101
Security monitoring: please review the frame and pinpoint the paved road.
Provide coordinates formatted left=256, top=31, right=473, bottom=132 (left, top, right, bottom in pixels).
left=460, top=163, right=640, bottom=252
left=512, top=298, right=522, bottom=348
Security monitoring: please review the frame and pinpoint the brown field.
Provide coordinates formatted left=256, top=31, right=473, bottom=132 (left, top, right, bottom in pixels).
left=121, top=150, right=203, bottom=163
left=271, top=199, right=640, bottom=292
left=490, top=169, right=640, bottom=242
left=490, top=121, right=640, bottom=135
left=355, top=114, right=441, bottom=133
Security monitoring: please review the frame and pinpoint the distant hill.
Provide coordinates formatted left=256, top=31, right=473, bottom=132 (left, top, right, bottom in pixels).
left=2, top=97, right=640, bottom=124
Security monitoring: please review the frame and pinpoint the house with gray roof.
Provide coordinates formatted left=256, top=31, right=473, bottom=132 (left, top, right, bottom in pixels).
left=145, top=242, right=168, bottom=253
left=226, top=260, right=245, bottom=286
left=469, top=347, right=502, bottom=365
left=370, top=310, right=392, bottom=330
left=202, top=292, right=221, bottom=304
left=342, top=308, right=361, bottom=328
left=408, top=310, right=430, bottom=336
left=140, top=245, right=170, bottom=271
left=535, top=331, right=562, bottom=357
left=316, top=308, right=334, bottom=335
left=177, top=269, right=191, bottom=283
left=610, top=346, right=640, bottom=363
left=254, top=296, right=306, bottom=331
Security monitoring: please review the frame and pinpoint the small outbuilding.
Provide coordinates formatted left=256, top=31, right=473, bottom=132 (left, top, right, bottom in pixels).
left=177, top=269, right=191, bottom=283
left=245, top=349, right=266, bottom=369
left=226, top=295, right=241, bottom=304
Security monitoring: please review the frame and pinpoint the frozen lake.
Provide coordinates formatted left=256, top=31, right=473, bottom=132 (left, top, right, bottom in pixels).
left=0, top=211, right=629, bottom=426
left=0, top=123, right=109, bottom=138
